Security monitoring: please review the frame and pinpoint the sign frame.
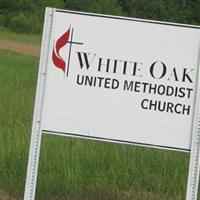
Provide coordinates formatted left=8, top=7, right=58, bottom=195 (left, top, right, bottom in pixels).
left=23, top=8, right=54, bottom=200
left=24, top=7, right=200, bottom=200
left=186, top=45, right=200, bottom=199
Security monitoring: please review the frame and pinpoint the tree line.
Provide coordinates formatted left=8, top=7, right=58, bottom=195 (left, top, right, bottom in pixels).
left=0, top=0, right=199, bottom=34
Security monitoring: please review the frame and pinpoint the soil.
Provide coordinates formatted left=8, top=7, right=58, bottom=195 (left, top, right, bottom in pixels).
left=0, top=190, right=19, bottom=200
left=0, top=40, right=40, bottom=57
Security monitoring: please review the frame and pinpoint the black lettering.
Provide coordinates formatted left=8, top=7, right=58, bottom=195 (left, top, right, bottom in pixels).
left=98, top=58, right=110, bottom=72
left=174, top=104, right=182, bottom=114
left=104, top=78, right=111, bottom=88
left=182, top=68, right=194, bottom=83
left=124, top=80, right=133, bottom=91
left=149, top=100, right=157, bottom=111
left=158, top=101, right=166, bottom=112
left=157, top=85, right=165, bottom=95
left=97, top=77, right=104, bottom=87
left=77, top=74, right=84, bottom=85
left=186, top=88, right=193, bottom=98
left=77, top=52, right=96, bottom=69
left=141, top=82, right=149, bottom=93
left=168, top=67, right=179, bottom=81
left=112, top=79, right=119, bottom=89
left=166, top=102, right=174, bottom=113
left=166, top=86, right=174, bottom=96
left=149, top=84, right=157, bottom=94
left=113, top=60, right=118, bottom=73
left=85, top=76, right=93, bottom=86
left=132, top=62, right=143, bottom=77
left=178, top=87, right=185, bottom=98
left=122, top=61, right=127, bottom=74
left=141, top=99, right=148, bottom=109
left=134, top=82, right=141, bottom=92
left=150, top=61, right=167, bottom=79
left=182, top=104, right=190, bottom=115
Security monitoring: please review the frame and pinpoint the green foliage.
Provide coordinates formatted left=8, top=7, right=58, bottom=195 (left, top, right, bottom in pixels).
left=88, top=0, right=123, bottom=15
left=0, top=0, right=200, bottom=34
left=0, top=14, right=6, bottom=26
left=118, top=0, right=200, bottom=25
left=9, top=12, right=31, bottom=33
left=64, top=0, right=123, bottom=15
left=63, top=0, right=93, bottom=11
left=0, top=0, right=65, bottom=34
left=127, top=0, right=168, bottom=20
left=148, top=0, right=168, bottom=19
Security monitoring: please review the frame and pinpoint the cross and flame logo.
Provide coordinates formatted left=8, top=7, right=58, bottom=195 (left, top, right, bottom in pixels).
left=52, top=27, right=83, bottom=77
left=52, top=27, right=71, bottom=74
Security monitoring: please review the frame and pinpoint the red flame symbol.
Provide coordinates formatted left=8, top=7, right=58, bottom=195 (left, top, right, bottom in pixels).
left=52, top=27, right=71, bottom=73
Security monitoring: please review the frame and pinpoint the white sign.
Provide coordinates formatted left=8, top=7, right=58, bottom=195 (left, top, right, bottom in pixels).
left=42, top=9, right=200, bottom=151
left=24, top=8, right=200, bottom=200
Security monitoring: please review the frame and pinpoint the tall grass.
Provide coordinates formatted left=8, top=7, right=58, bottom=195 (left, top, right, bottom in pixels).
left=0, top=50, right=38, bottom=197
left=0, top=27, right=41, bottom=44
left=0, top=50, right=191, bottom=199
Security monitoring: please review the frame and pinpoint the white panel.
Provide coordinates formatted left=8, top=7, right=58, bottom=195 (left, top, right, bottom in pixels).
left=41, top=10, right=200, bottom=151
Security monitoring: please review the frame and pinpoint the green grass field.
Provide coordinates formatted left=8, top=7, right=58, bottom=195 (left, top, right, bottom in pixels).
left=0, top=27, right=41, bottom=44
left=0, top=49, right=194, bottom=199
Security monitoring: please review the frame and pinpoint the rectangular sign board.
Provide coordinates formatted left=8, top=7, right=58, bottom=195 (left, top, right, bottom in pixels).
left=41, top=9, right=200, bottom=151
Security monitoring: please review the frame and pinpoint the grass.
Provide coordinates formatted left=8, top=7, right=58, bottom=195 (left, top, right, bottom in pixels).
left=0, top=50, right=38, bottom=198
left=0, top=27, right=41, bottom=44
left=0, top=49, right=193, bottom=199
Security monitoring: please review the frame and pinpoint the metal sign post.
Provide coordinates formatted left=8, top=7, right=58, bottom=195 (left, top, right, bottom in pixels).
left=23, top=8, right=54, bottom=200
left=186, top=47, right=200, bottom=200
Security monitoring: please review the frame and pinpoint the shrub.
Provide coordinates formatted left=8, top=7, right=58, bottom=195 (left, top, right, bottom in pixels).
left=0, top=14, right=6, bottom=27
left=9, top=12, right=31, bottom=33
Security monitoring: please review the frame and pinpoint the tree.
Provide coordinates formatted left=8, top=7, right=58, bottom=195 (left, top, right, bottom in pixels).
left=0, top=0, right=200, bottom=34
left=64, top=0, right=123, bottom=16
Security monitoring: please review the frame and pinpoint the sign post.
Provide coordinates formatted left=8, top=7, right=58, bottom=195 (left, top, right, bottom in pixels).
left=186, top=47, right=200, bottom=200
left=24, top=8, right=54, bottom=200
left=24, top=8, right=200, bottom=200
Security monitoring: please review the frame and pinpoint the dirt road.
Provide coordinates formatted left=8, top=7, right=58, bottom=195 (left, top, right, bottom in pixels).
left=0, top=40, right=40, bottom=57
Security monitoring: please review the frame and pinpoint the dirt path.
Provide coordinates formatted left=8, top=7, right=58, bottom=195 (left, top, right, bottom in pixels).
left=0, top=190, right=19, bottom=200
left=0, top=40, right=40, bottom=57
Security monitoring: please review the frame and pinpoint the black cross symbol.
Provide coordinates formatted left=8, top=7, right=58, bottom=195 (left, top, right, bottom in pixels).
left=67, top=28, right=83, bottom=77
